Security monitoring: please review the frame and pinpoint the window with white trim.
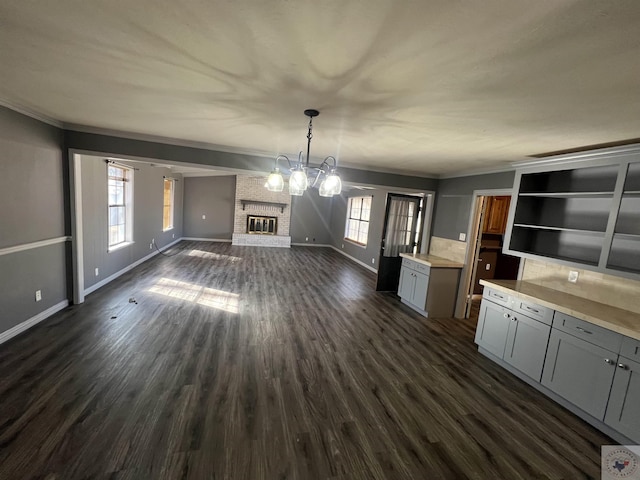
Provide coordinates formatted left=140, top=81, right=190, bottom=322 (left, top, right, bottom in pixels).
left=108, top=164, right=133, bottom=249
left=345, top=196, right=372, bottom=246
left=163, top=178, right=175, bottom=231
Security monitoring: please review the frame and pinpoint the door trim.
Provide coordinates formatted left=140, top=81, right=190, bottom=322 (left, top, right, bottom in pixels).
left=454, top=188, right=514, bottom=318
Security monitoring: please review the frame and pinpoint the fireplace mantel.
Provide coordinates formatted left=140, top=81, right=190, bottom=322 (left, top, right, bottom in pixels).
left=240, top=199, right=287, bottom=213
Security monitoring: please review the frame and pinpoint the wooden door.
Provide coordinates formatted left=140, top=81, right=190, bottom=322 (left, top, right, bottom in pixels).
left=483, top=196, right=511, bottom=234
left=376, top=194, right=422, bottom=291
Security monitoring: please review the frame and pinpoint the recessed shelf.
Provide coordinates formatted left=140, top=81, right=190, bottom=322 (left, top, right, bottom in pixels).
left=613, top=232, right=640, bottom=240
left=519, top=165, right=619, bottom=194
left=513, top=224, right=606, bottom=235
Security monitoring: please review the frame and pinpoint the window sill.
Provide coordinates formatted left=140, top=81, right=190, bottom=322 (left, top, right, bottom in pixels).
left=344, top=238, right=367, bottom=249
left=108, top=241, right=134, bottom=253
left=163, top=227, right=174, bottom=232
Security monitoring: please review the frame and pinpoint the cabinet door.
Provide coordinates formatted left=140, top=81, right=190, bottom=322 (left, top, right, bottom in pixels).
left=398, top=266, right=415, bottom=301
left=542, top=329, right=617, bottom=420
left=605, top=356, right=640, bottom=442
left=504, top=314, right=551, bottom=381
left=475, top=300, right=511, bottom=358
left=483, top=196, right=511, bottom=234
left=412, top=271, right=429, bottom=310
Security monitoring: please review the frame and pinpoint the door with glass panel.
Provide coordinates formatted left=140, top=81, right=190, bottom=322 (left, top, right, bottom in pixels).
left=376, top=193, right=422, bottom=291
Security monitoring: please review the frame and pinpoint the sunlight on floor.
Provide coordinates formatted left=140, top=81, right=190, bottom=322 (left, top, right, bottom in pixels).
left=187, top=249, right=243, bottom=262
left=148, top=277, right=240, bottom=314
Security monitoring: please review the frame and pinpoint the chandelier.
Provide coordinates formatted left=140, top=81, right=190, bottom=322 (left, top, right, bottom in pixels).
left=265, top=109, right=342, bottom=197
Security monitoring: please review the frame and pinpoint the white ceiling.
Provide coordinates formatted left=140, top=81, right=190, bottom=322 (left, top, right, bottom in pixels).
left=1, top=1, right=640, bottom=176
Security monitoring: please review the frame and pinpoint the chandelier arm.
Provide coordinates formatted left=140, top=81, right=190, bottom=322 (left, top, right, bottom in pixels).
left=275, top=154, right=293, bottom=170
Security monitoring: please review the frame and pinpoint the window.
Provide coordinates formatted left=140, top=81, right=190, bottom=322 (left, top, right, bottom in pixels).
left=345, top=196, right=372, bottom=246
left=163, top=178, right=175, bottom=231
left=108, top=164, right=133, bottom=249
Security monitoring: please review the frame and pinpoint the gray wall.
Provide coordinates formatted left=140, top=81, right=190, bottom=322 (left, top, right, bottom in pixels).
left=0, top=107, right=67, bottom=335
left=183, top=176, right=236, bottom=239
left=328, top=186, right=435, bottom=269
left=81, top=155, right=183, bottom=290
left=290, top=188, right=333, bottom=245
left=65, top=130, right=439, bottom=191
left=432, top=172, right=515, bottom=240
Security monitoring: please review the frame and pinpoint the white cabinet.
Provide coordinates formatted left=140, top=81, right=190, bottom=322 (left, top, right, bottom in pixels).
left=475, top=290, right=551, bottom=382
left=398, top=257, right=461, bottom=318
left=398, top=264, right=428, bottom=309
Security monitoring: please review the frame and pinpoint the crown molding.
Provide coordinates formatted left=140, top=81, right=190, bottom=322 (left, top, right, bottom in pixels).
left=436, top=163, right=516, bottom=179
left=512, top=143, right=640, bottom=168
left=0, top=98, right=63, bottom=128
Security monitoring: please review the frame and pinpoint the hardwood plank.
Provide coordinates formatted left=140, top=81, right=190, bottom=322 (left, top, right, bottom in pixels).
left=0, top=241, right=613, bottom=479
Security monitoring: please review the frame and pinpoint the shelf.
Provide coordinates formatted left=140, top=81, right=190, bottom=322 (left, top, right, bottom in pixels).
left=613, top=232, right=640, bottom=240
left=622, top=190, right=640, bottom=196
left=518, top=192, right=614, bottom=198
left=240, top=200, right=287, bottom=213
left=513, top=224, right=606, bottom=235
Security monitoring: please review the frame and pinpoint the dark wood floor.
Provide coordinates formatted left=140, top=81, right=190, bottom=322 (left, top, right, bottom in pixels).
left=0, top=241, right=612, bottom=479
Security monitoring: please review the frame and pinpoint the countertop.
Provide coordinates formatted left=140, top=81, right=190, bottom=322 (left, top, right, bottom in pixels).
left=399, top=253, right=464, bottom=269
left=480, top=279, right=640, bottom=341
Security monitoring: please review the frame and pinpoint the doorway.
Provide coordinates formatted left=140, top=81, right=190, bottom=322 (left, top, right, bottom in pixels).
left=462, top=192, right=521, bottom=319
left=376, top=193, right=423, bottom=291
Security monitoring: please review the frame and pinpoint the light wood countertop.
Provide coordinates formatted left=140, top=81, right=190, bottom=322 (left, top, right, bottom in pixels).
left=400, top=253, right=464, bottom=269
left=481, top=279, right=640, bottom=341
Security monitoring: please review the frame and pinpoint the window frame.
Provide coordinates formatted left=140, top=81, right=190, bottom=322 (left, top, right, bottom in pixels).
left=162, top=177, right=175, bottom=231
left=344, top=195, right=372, bottom=247
left=107, top=164, right=134, bottom=251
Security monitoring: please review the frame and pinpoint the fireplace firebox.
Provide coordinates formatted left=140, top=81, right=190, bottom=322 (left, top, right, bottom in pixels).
left=247, top=215, right=277, bottom=235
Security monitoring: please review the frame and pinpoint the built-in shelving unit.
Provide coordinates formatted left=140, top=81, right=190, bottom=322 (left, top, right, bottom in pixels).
left=504, top=157, right=640, bottom=279
left=608, top=162, right=640, bottom=273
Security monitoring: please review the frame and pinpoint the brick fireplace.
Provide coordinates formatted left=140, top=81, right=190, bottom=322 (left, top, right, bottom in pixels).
left=232, top=176, right=291, bottom=247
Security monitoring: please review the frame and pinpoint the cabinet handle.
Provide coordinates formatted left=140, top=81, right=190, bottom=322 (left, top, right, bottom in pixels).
left=575, top=326, right=593, bottom=335
left=604, top=358, right=615, bottom=365
left=617, top=363, right=629, bottom=370
left=525, top=306, right=539, bottom=313
left=511, top=317, right=517, bottom=322
left=503, top=313, right=510, bottom=319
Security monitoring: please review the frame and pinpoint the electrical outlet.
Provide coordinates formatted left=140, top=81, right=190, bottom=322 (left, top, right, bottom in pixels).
left=149, top=243, right=153, bottom=249
left=341, top=243, right=344, bottom=248
left=485, top=263, right=491, bottom=271
left=372, top=258, right=375, bottom=264
left=172, top=233, right=175, bottom=239
left=202, top=214, right=206, bottom=219
left=95, top=267, right=99, bottom=276
left=152, top=238, right=155, bottom=245
left=459, top=232, right=466, bottom=242
left=568, top=270, right=579, bottom=283
left=305, top=237, right=309, bottom=241
left=35, top=290, right=42, bottom=302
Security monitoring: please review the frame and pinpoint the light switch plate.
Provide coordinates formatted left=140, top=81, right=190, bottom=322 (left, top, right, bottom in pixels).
left=459, top=232, right=466, bottom=242
left=568, top=270, right=579, bottom=283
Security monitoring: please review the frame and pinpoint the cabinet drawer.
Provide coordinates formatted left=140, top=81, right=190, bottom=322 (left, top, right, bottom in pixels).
left=401, top=258, right=430, bottom=275
left=553, top=312, right=623, bottom=353
left=511, top=298, right=553, bottom=325
left=620, top=337, right=640, bottom=361
left=483, top=287, right=511, bottom=308
left=414, top=262, right=430, bottom=275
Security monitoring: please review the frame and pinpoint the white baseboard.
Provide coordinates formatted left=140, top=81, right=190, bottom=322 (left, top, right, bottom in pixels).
left=182, top=237, right=232, bottom=242
left=0, top=300, right=69, bottom=345
left=291, top=243, right=332, bottom=247
left=330, top=246, right=378, bottom=273
left=84, top=237, right=183, bottom=296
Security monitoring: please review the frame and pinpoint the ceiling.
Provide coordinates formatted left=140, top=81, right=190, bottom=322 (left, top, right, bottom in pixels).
left=1, top=1, right=640, bottom=176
